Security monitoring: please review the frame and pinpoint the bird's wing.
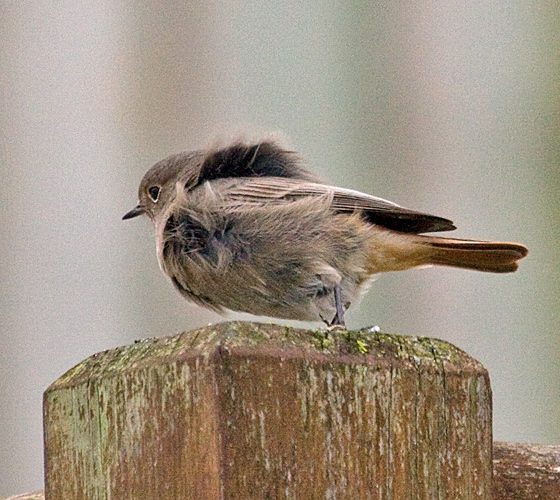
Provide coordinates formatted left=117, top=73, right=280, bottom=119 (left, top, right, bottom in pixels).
left=219, top=177, right=456, bottom=233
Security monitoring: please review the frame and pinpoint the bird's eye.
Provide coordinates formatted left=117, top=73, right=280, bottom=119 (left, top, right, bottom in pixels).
left=148, top=186, right=160, bottom=202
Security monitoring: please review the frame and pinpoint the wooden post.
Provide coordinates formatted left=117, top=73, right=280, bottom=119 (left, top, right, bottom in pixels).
left=493, top=442, right=560, bottom=498
left=44, top=321, right=492, bottom=498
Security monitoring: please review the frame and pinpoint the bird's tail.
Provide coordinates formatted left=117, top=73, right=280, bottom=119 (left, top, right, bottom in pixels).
left=416, top=235, right=528, bottom=273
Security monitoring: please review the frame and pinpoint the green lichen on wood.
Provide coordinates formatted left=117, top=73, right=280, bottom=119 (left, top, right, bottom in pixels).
left=49, top=321, right=477, bottom=393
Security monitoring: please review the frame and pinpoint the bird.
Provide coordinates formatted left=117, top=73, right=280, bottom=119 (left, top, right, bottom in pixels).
left=123, top=138, right=528, bottom=328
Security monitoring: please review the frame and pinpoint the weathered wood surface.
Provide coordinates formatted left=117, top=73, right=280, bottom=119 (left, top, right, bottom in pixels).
left=44, top=321, right=492, bottom=499
left=12, top=441, right=560, bottom=498
left=493, top=441, right=560, bottom=499
left=12, top=441, right=560, bottom=499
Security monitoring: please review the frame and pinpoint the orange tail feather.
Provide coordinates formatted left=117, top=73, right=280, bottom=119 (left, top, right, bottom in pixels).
left=419, top=236, right=528, bottom=273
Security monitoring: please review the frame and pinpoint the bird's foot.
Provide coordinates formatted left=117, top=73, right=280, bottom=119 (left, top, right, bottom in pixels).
left=328, top=284, right=346, bottom=329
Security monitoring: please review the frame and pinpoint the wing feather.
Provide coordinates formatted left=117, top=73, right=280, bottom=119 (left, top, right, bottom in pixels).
left=219, top=178, right=456, bottom=233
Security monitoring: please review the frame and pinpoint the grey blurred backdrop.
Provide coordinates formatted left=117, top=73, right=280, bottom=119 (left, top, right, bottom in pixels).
left=1, top=1, right=559, bottom=495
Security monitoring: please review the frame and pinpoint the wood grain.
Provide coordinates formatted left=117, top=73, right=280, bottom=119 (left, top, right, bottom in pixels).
left=493, top=441, right=560, bottom=499
left=44, top=321, right=492, bottom=499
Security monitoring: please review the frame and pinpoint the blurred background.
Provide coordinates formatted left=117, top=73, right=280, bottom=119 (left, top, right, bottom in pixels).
left=1, top=1, right=559, bottom=495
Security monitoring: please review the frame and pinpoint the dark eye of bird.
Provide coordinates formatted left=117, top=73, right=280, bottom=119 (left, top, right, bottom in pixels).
left=148, top=185, right=160, bottom=202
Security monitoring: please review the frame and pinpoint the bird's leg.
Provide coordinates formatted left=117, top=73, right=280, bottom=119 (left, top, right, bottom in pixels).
left=329, top=284, right=346, bottom=328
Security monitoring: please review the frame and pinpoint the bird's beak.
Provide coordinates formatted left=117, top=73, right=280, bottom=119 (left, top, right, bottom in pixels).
left=122, top=205, right=146, bottom=220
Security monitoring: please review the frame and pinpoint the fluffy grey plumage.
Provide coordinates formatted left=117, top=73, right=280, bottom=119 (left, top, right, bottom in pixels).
left=124, top=139, right=528, bottom=326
